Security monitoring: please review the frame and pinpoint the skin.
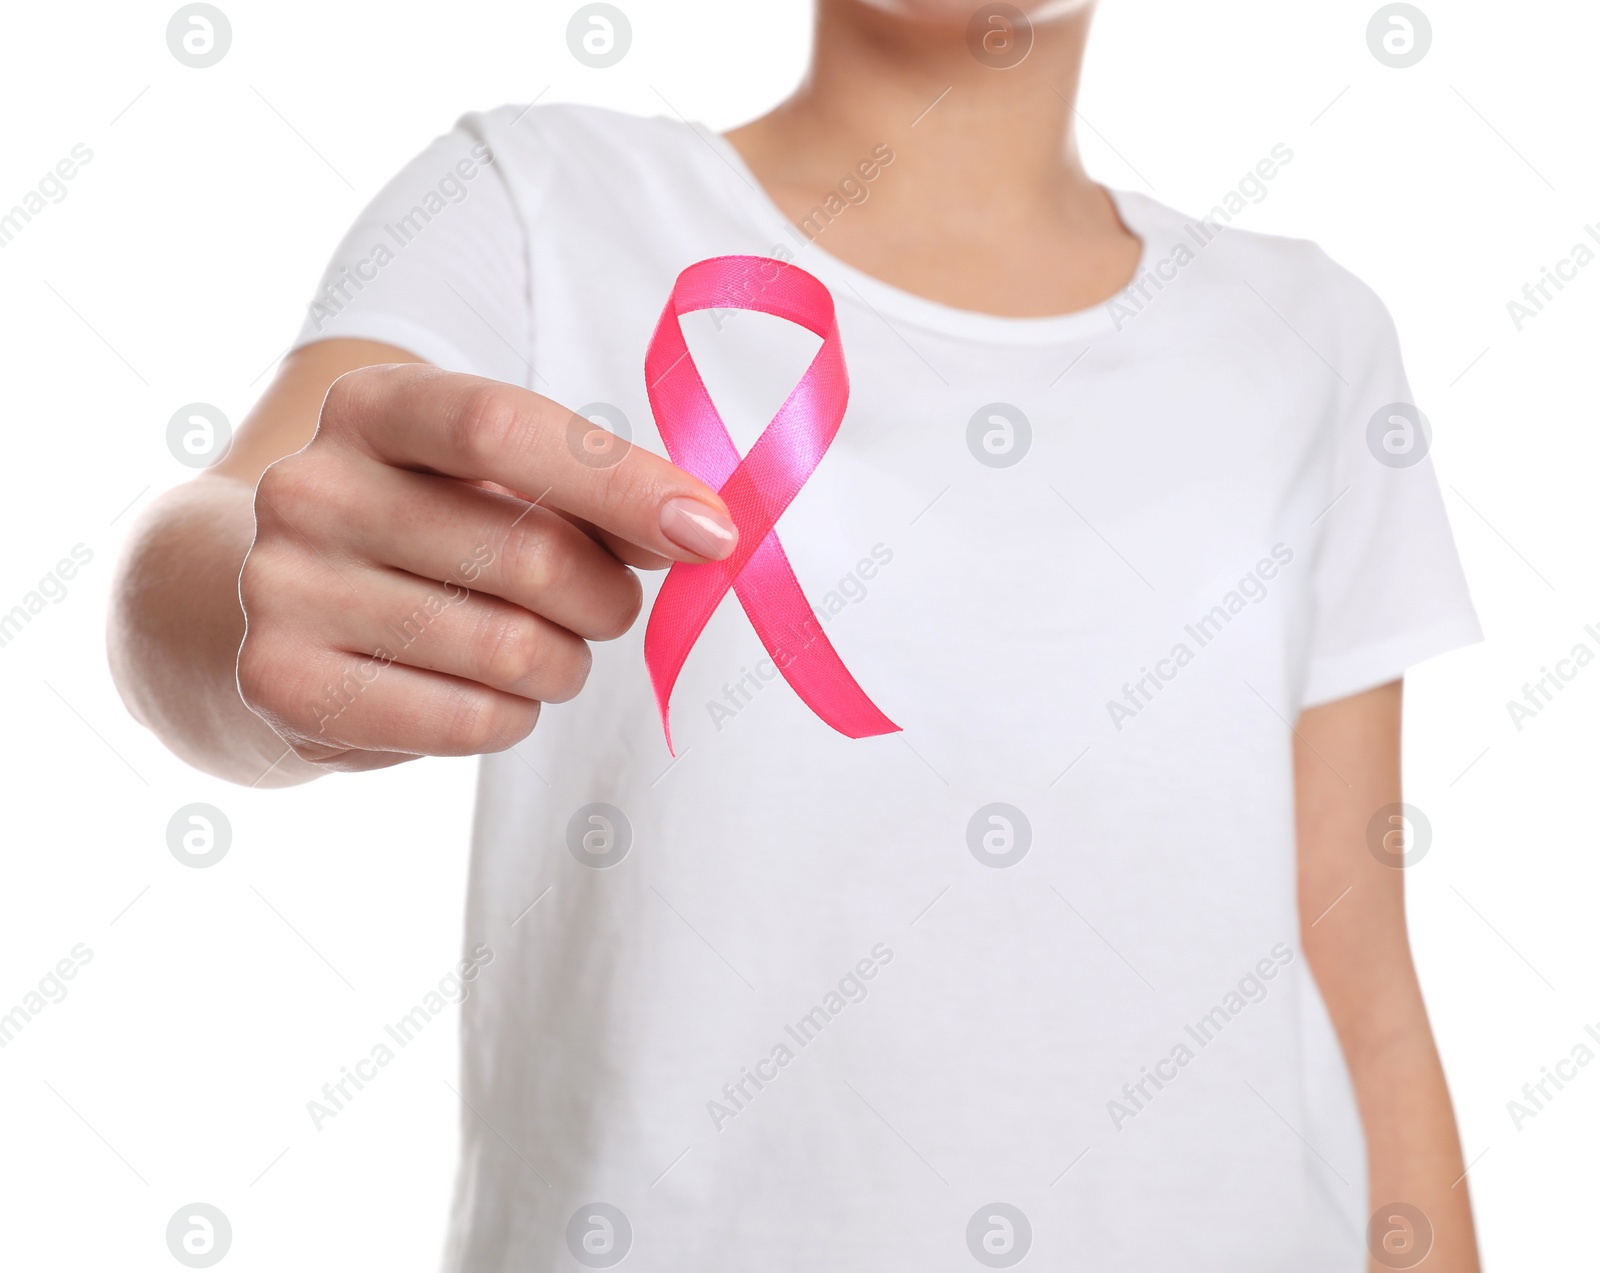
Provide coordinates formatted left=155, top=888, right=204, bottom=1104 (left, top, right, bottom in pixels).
left=106, top=0, right=1480, bottom=1265
left=1297, top=682, right=1480, bottom=1270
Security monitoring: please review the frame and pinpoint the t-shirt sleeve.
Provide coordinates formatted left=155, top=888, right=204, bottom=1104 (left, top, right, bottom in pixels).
left=289, top=111, right=533, bottom=387
left=1299, top=268, right=1482, bottom=709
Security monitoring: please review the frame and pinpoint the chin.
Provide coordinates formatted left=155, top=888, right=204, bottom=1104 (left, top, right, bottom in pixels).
left=849, top=0, right=1095, bottom=20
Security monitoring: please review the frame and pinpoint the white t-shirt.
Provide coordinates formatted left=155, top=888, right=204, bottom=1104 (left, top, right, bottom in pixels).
left=293, top=104, right=1481, bottom=1273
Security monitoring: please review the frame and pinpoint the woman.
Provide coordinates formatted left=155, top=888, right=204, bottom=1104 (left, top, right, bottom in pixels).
left=108, top=1, right=1483, bottom=1268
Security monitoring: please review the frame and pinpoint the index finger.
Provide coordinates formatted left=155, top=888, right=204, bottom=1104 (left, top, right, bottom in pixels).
left=326, top=363, right=738, bottom=564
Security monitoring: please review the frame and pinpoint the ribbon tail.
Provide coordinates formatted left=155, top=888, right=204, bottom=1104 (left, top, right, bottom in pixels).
left=643, top=558, right=739, bottom=755
left=733, top=533, right=899, bottom=739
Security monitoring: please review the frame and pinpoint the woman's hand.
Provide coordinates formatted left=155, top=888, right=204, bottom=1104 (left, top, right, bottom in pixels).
left=235, top=361, right=735, bottom=771
left=109, top=340, right=735, bottom=784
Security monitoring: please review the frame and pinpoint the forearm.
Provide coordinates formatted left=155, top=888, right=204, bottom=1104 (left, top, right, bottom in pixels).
left=1294, top=682, right=1479, bottom=1271
left=107, top=475, right=321, bottom=787
left=1303, top=939, right=1478, bottom=1271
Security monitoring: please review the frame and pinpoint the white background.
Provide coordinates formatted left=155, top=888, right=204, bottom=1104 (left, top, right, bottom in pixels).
left=0, top=0, right=1594, bottom=1267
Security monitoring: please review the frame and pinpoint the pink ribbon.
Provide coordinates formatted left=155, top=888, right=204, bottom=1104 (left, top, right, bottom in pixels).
left=642, top=255, right=900, bottom=753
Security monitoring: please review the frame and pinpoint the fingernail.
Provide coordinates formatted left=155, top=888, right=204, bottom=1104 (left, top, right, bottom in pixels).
left=660, top=497, right=738, bottom=560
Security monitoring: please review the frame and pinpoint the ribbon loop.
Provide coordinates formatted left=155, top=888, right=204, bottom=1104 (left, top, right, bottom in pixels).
left=642, top=256, right=900, bottom=753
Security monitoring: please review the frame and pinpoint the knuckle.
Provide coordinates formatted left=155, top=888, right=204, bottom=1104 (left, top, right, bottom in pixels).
left=439, top=689, right=528, bottom=755
left=320, top=365, right=383, bottom=435
left=543, top=639, right=593, bottom=704
left=590, top=570, right=644, bottom=642
left=234, top=632, right=279, bottom=709
left=254, top=455, right=326, bottom=531
left=450, top=383, right=527, bottom=473
left=236, top=636, right=321, bottom=740
left=236, top=545, right=271, bottom=613
left=487, top=698, right=542, bottom=750
left=475, top=610, right=543, bottom=690
left=497, top=521, right=567, bottom=598
left=237, top=544, right=311, bottom=631
left=300, top=654, right=386, bottom=743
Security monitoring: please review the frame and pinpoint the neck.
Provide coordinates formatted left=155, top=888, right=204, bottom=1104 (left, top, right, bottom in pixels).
left=743, top=0, right=1098, bottom=213
left=723, top=1, right=1141, bottom=318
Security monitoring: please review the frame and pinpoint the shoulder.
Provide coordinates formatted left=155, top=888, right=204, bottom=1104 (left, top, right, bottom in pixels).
left=432, top=102, right=711, bottom=218
left=452, top=101, right=691, bottom=173
left=1116, top=188, right=1398, bottom=351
